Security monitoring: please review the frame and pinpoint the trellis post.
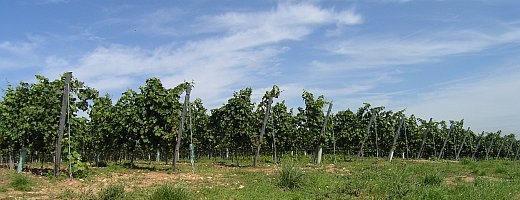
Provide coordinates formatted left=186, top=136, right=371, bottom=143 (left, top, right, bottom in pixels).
left=253, top=96, right=273, bottom=167
left=388, top=114, right=405, bottom=162
left=455, top=127, right=470, bottom=161
left=54, top=72, right=72, bottom=177
left=173, top=84, right=191, bottom=171
left=314, top=103, right=333, bottom=164
left=416, top=118, right=433, bottom=159
left=471, top=131, right=484, bottom=160
left=437, top=124, right=453, bottom=160
left=356, top=111, right=376, bottom=160
left=485, top=135, right=496, bottom=160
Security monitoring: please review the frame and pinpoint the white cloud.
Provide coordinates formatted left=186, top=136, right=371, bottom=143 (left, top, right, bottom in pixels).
left=208, top=3, right=362, bottom=31
left=40, top=2, right=361, bottom=108
left=0, top=37, right=44, bottom=69
left=315, top=29, right=520, bottom=71
left=0, top=41, right=38, bottom=56
left=407, top=67, right=520, bottom=134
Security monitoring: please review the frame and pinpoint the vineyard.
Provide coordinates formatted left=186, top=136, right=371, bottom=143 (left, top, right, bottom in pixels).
left=1, top=72, right=519, bottom=199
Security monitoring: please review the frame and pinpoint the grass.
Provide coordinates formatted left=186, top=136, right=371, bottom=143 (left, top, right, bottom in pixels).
left=57, top=189, right=76, bottom=199
left=97, top=184, right=125, bottom=200
left=150, top=184, right=191, bottom=200
left=277, top=163, right=305, bottom=189
left=423, top=173, right=443, bottom=186
left=9, top=174, right=34, bottom=191
left=2, top=156, right=520, bottom=199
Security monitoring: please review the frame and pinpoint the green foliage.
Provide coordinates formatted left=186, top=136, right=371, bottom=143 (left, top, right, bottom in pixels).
left=335, top=179, right=361, bottom=197
left=150, top=184, right=191, bottom=200
left=494, top=165, right=508, bottom=174
left=422, top=173, right=443, bottom=186
left=10, top=175, right=33, bottom=191
left=98, top=184, right=125, bottom=200
left=0, top=73, right=518, bottom=174
left=461, top=158, right=472, bottom=165
left=277, top=164, right=305, bottom=189
left=69, top=151, right=88, bottom=178
left=57, top=189, right=77, bottom=199
left=0, top=185, right=7, bottom=193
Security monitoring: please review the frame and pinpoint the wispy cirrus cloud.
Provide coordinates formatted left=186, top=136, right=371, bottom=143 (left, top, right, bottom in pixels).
left=407, top=66, right=520, bottom=133
left=0, top=36, right=45, bottom=69
left=314, top=28, right=520, bottom=71
left=204, top=3, right=362, bottom=32
left=40, top=2, right=362, bottom=108
left=0, top=41, right=38, bottom=55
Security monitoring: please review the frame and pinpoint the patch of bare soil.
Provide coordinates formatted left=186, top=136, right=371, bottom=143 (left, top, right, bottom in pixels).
left=444, top=176, right=475, bottom=186
left=325, top=164, right=351, bottom=175
left=0, top=169, right=221, bottom=199
left=408, top=159, right=439, bottom=163
left=243, top=166, right=279, bottom=175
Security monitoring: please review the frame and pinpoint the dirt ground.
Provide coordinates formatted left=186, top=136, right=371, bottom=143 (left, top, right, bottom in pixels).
left=0, top=162, right=282, bottom=199
left=0, top=167, right=218, bottom=199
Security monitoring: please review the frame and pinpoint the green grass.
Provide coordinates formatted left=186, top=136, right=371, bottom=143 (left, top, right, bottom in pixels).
left=277, top=163, right=305, bottom=189
left=423, top=173, right=443, bottom=186
left=9, top=174, right=33, bottom=191
left=150, top=184, right=191, bottom=200
left=97, top=184, right=125, bottom=200
left=3, top=156, right=520, bottom=199
left=0, top=185, right=7, bottom=193
left=57, top=189, right=76, bottom=199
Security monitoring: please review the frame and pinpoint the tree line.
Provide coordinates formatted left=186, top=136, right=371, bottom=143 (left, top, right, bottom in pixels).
left=0, top=73, right=518, bottom=175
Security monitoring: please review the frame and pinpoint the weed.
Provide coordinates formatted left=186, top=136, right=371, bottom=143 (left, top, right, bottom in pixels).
left=98, top=184, right=125, bottom=200
left=387, top=183, right=410, bottom=199
left=336, top=179, right=361, bottom=197
left=422, top=174, right=443, bottom=186
left=494, top=165, right=507, bottom=174
left=0, top=185, right=7, bottom=192
left=58, top=189, right=76, bottom=199
left=150, top=184, right=191, bottom=200
left=461, top=159, right=472, bottom=165
left=78, top=189, right=96, bottom=200
left=277, top=164, right=305, bottom=189
left=10, top=175, right=33, bottom=191
left=472, top=168, right=488, bottom=176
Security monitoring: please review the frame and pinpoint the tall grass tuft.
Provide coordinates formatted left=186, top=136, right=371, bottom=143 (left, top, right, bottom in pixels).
left=10, top=175, right=33, bottom=191
left=150, top=184, right=191, bottom=200
left=277, top=164, right=305, bottom=189
left=98, top=184, right=125, bottom=200
left=422, top=174, right=443, bottom=186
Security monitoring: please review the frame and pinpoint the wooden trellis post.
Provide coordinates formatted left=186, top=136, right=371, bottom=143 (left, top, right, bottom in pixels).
left=356, top=111, right=376, bottom=160
left=515, top=144, right=520, bottom=160
left=173, top=85, right=191, bottom=171
left=485, top=135, right=496, bottom=160
left=54, top=72, right=72, bottom=177
left=253, top=96, right=273, bottom=167
left=404, top=124, right=410, bottom=158
left=375, top=121, right=379, bottom=158
left=455, top=127, right=470, bottom=161
left=416, top=118, right=433, bottom=159
left=332, top=118, right=337, bottom=164
left=314, top=103, right=333, bottom=164
left=496, top=136, right=506, bottom=159
left=388, top=114, right=405, bottom=162
left=506, top=139, right=514, bottom=160
left=438, top=124, right=453, bottom=160
left=471, top=131, right=484, bottom=160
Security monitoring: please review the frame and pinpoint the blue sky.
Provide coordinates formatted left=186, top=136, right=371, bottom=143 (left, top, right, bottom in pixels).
left=1, top=0, right=519, bottom=134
